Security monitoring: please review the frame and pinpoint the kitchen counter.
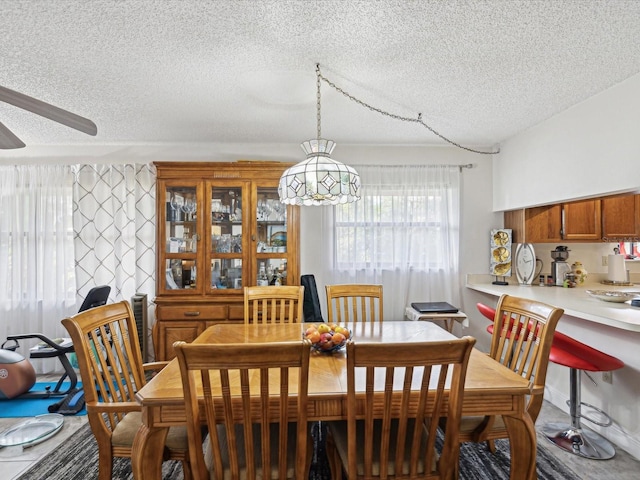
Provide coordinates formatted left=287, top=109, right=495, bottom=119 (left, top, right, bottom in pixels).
left=466, top=274, right=640, bottom=332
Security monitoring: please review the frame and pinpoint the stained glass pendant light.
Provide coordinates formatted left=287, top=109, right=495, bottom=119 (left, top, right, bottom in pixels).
left=278, top=65, right=360, bottom=206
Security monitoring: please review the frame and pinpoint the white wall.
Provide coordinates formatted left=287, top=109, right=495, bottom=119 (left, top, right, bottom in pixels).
left=488, top=71, right=640, bottom=460
left=493, top=72, right=640, bottom=211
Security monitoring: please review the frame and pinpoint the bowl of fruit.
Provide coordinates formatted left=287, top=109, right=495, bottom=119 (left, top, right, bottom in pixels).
left=304, top=323, right=351, bottom=353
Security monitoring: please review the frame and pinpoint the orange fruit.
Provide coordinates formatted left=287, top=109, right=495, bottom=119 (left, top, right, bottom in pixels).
left=307, top=331, right=321, bottom=344
left=334, top=326, right=350, bottom=338
left=331, top=332, right=345, bottom=345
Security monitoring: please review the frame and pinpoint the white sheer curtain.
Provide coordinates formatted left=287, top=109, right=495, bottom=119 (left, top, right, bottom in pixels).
left=0, top=165, right=77, bottom=370
left=322, top=164, right=461, bottom=319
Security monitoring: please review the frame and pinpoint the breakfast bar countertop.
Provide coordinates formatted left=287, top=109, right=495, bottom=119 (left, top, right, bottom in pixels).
left=466, top=274, right=640, bottom=332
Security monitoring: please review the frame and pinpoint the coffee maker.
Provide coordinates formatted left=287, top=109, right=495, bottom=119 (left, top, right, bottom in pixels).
left=551, top=246, right=571, bottom=286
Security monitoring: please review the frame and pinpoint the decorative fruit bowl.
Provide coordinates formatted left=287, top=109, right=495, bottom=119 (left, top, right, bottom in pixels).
left=304, top=323, right=351, bottom=353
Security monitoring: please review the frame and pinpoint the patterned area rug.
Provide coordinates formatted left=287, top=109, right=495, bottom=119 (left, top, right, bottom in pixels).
left=18, top=422, right=579, bottom=479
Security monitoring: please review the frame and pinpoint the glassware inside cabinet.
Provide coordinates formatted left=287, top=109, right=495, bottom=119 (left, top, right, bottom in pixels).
left=165, top=186, right=198, bottom=253
left=211, top=258, right=243, bottom=290
left=211, top=187, right=243, bottom=251
left=256, top=188, right=287, bottom=253
left=262, top=258, right=288, bottom=285
left=165, top=259, right=197, bottom=290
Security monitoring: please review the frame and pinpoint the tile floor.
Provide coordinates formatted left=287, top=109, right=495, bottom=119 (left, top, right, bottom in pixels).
left=1, top=392, right=639, bottom=479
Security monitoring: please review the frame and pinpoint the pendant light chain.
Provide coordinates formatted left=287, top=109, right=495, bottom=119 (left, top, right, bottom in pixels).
left=316, top=64, right=498, bottom=155
left=316, top=63, right=322, bottom=141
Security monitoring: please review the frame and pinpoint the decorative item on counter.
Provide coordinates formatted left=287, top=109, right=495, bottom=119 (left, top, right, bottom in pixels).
left=571, top=262, right=588, bottom=285
left=490, top=228, right=512, bottom=285
left=563, top=272, right=577, bottom=288
left=514, top=243, right=536, bottom=285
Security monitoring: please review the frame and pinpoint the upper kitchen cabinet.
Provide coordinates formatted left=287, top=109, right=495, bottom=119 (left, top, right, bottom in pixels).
left=504, top=199, right=601, bottom=243
left=504, top=204, right=562, bottom=243
left=562, top=198, right=601, bottom=241
left=602, top=194, right=640, bottom=240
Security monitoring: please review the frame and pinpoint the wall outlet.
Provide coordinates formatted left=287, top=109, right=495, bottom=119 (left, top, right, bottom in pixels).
left=602, top=255, right=608, bottom=266
left=602, top=371, right=613, bottom=384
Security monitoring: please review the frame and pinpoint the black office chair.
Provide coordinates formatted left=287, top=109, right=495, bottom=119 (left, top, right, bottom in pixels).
left=1, top=285, right=111, bottom=398
left=301, top=274, right=324, bottom=322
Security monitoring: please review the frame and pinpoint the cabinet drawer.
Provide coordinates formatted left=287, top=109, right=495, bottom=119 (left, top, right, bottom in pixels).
left=158, top=304, right=227, bottom=320
left=228, top=303, right=244, bottom=321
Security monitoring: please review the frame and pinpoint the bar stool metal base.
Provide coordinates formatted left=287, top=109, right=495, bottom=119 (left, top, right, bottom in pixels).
left=543, top=422, right=616, bottom=460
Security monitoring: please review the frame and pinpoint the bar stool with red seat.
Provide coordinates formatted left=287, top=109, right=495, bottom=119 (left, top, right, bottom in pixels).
left=476, top=302, right=625, bottom=460
left=542, top=333, right=624, bottom=460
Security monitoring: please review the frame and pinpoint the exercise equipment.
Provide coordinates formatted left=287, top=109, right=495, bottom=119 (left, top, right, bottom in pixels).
left=0, top=286, right=110, bottom=399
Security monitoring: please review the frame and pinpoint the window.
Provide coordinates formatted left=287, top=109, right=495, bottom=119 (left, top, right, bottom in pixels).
left=334, top=165, right=460, bottom=273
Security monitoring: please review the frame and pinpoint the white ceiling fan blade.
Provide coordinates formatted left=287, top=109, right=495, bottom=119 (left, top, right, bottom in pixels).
left=0, top=85, right=97, bottom=136
left=0, top=121, right=26, bottom=149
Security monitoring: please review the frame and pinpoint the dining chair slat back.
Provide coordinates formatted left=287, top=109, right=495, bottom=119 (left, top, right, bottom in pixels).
left=62, top=301, right=191, bottom=480
left=327, top=336, right=476, bottom=480
left=456, top=294, right=564, bottom=455
left=243, top=285, right=304, bottom=324
left=174, top=340, right=311, bottom=480
left=325, top=284, right=383, bottom=324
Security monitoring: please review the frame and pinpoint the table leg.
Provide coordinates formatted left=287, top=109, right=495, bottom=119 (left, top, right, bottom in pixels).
left=444, top=318, right=453, bottom=333
left=132, top=423, right=168, bottom=480
left=503, top=412, right=537, bottom=480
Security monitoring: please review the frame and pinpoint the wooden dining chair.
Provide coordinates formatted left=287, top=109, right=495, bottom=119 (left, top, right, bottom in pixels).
left=326, top=336, right=476, bottom=480
left=453, top=294, right=564, bottom=455
left=61, top=301, right=192, bottom=480
left=325, top=284, right=383, bottom=324
left=243, top=285, right=304, bottom=324
left=173, top=340, right=312, bottom=480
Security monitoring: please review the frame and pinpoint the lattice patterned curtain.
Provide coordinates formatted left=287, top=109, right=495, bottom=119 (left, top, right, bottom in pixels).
left=72, top=164, right=157, bottom=355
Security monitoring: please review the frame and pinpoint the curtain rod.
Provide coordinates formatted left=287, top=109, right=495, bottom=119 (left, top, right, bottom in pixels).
left=355, top=163, right=474, bottom=171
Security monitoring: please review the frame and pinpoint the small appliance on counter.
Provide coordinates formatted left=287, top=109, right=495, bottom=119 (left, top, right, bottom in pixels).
left=551, top=246, right=572, bottom=286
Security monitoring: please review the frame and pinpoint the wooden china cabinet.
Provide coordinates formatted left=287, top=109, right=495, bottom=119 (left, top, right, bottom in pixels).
left=153, top=161, right=300, bottom=360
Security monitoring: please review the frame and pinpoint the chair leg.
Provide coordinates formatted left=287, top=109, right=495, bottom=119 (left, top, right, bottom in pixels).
left=97, top=449, right=113, bottom=480
left=543, top=368, right=616, bottom=459
left=182, top=459, right=193, bottom=480
left=486, top=439, right=496, bottom=453
left=325, top=428, right=343, bottom=480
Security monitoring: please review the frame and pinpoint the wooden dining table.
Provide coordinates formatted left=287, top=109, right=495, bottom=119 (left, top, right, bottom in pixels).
left=132, top=321, right=537, bottom=480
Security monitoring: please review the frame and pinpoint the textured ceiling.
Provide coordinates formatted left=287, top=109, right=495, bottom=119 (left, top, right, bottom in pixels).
left=2, top=0, right=640, bottom=159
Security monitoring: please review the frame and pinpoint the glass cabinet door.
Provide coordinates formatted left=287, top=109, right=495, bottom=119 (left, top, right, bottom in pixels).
left=255, top=187, right=289, bottom=286
left=161, top=183, right=200, bottom=292
left=209, top=184, right=247, bottom=292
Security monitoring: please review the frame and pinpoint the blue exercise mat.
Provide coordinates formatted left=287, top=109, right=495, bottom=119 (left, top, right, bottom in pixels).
left=0, top=382, right=86, bottom=418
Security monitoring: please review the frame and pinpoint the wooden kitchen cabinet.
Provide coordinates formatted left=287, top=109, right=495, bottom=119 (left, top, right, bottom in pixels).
left=504, top=199, right=601, bottom=243
left=562, top=198, right=601, bottom=241
left=153, top=161, right=300, bottom=360
left=504, top=204, right=562, bottom=243
left=602, top=194, right=640, bottom=240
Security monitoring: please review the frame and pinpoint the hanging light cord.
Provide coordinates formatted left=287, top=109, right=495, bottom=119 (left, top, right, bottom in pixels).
left=316, top=64, right=498, bottom=155
left=316, top=64, right=322, bottom=141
